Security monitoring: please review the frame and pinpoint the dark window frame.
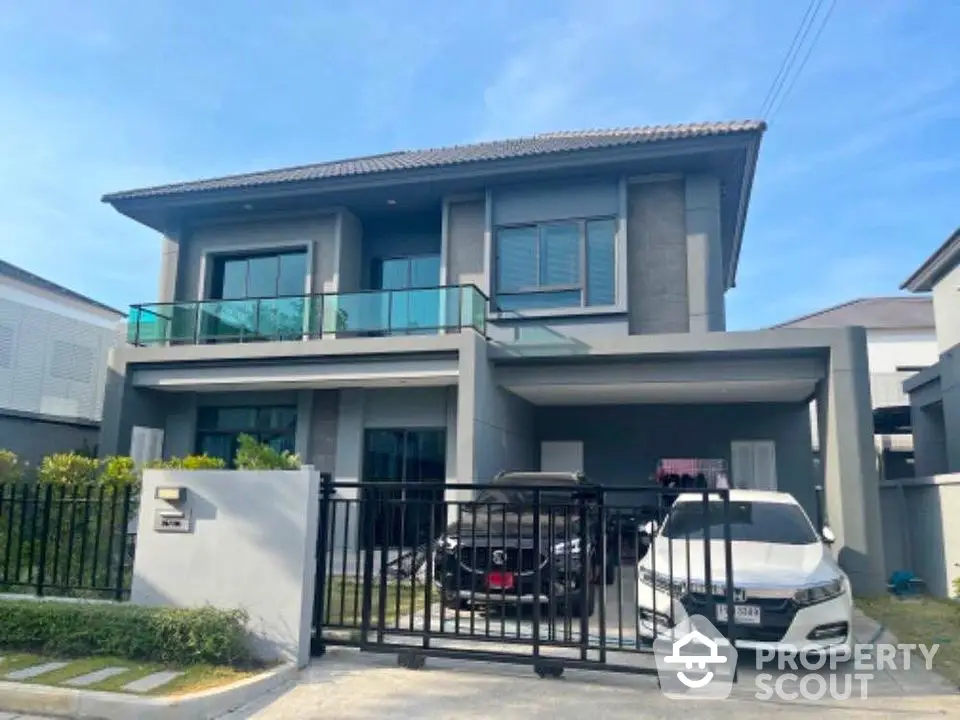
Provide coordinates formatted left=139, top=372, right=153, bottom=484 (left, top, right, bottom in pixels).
left=208, top=248, right=308, bottom=301
left=494, top=216, right=616, bottom=310
left=194, top=404, right=297, bottom=466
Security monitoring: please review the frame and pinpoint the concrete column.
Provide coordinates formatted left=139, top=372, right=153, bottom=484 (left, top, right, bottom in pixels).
left=295, top=390, right=314, bottom=459
left=818, top=327, right=886, bottom=595
left=684, top=175, right=725, bottom=333
left=939, top=349, right=960, bottom=473
left=911, top=402, right=948, bottom=476
left=332, top=389, right=364, bottom=555
left=157, top=235, right=180, bottom=304
left=455, top=333, right=485, bottom=503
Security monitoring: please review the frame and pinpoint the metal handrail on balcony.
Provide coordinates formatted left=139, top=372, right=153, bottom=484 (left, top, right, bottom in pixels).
left=126, top=284, right=489, bottom=347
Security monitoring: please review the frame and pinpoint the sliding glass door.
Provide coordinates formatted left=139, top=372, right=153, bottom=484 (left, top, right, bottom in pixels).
left=374, top=255, right=441, bottom=334
left=362, top=428, right=446, bottom=548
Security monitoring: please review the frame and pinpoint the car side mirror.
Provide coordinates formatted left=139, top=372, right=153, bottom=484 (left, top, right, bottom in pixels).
left=821, top=526, right=836, bottom=545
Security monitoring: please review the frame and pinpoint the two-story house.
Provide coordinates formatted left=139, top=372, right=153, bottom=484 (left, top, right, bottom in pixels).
left=0, top=260, right=125, bottom=464
left=98, top=120, right=885, bottom=593
left=902, top=227, right=960, bottom=477
left=776, top=296, right=938, bottom=480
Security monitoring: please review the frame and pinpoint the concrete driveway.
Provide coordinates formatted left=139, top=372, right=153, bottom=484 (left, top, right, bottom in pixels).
left=223, top=645, right=957, bottom=720
left=223, top=568, right=957, bottom=719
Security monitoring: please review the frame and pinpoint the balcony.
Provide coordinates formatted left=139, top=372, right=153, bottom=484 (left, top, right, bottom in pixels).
left=127, top=285, right=488, bottom=347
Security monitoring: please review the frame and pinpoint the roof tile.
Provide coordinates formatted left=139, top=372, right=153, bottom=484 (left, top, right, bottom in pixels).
left=103, top=120, right=765, bottom=202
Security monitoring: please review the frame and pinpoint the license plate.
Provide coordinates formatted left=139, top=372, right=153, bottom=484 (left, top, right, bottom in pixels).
left=487, top=571, right=516, bottom=590
left=717, top=604, right=761, bottom=625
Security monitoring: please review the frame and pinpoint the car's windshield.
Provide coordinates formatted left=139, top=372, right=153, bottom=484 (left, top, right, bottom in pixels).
left=475, top=477, right=581, bottom=506
left=660, top=500, right=818, bottom=545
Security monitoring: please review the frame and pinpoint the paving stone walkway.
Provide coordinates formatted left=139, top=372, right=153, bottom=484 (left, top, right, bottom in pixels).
left=0, top=657, right=183, bottom=694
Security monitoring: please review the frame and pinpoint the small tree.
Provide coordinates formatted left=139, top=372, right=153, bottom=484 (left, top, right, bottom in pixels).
left=145, top=454, right=226, bottom=470
left=37, top=452, right=99, bottom=486
left=234, top=434, right=301, bottom=470
left=0, top=449, right=21, bottom=484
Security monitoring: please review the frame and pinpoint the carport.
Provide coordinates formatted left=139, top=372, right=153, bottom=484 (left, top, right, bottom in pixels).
left=456, top=327, right=885, bottom=595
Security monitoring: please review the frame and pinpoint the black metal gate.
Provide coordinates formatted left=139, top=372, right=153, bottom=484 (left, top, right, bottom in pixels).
left=311, top=476, right=738, bottom=679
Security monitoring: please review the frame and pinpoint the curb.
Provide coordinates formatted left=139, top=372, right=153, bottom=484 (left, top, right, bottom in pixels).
left=0, top=663, right=298, bottom=719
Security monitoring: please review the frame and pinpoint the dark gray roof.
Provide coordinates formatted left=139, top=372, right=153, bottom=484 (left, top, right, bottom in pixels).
left=901, top=227, right=960, bottom=292
left=0, top=260, right=125, bottom=317
left=102, top=120, right=765, bottom=202
left=774, top=296, right=934, bottom=330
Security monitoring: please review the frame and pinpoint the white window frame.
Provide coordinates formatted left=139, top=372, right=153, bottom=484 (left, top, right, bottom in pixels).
left=730, top=440, right=778, bottom=491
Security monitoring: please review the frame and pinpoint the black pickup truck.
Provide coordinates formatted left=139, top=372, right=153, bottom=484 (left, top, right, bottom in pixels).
left=432, top=471, right=619, bottom=617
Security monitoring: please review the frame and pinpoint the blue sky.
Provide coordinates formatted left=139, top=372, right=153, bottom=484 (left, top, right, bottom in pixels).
left=0, top=0, right=957, bottom=328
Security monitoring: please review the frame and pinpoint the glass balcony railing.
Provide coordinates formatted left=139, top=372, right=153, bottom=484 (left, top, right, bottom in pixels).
left=126, top=285, right=488, bottom=347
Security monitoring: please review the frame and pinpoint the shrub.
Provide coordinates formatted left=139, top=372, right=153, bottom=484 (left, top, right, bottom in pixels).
left=0, top=600, right=254, bottom=667
left=0, top=449, right=21, bottom=483
left=100, top=455, right=140, bottom=488
left=37, top=453, right=99, bottom=486
left=953, top=575, right=960, bottom=600
left=234, top=433, right=301, bottom=471
left=146, top=454, right=226, bottom=470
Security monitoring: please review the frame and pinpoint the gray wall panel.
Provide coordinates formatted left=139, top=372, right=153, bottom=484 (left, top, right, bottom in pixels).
left=536, top=402, right=815, bottom=512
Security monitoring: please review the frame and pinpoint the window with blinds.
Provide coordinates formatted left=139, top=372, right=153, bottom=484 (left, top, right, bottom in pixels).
left=495, top=218, right=616, bottom=311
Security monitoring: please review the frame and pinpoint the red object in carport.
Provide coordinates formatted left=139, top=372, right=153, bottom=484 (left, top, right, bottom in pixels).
left=487, top=571, right=516, bottom=590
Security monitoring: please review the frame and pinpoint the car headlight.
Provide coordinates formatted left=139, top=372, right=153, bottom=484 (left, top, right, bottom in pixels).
left=639, top=568, right=685, bottom=596
left=436, top=536, right=458, bottom=551
left=794, top=577, right=846, bottom=606
left=553, top=537, right=581, bottom=555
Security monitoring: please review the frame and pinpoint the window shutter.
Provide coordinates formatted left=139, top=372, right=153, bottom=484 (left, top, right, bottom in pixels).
left=754, top=441, right=778, bottom=491
left=730, top=442, right=754, bottom=489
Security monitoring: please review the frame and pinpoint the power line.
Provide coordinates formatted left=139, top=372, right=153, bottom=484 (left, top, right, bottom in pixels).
left=767, top=0, right=838, bottom=119
left=757, top=0, right=824, bottom=118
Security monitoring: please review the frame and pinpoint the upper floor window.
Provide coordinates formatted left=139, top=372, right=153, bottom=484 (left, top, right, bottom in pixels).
left=495, top=218, right=615, bottom=311
left=210, top=250, right=307, bottom=300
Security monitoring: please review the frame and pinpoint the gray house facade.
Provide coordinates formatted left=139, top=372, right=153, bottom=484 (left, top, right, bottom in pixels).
left=902, top=228, right=960, bottom=476
left=99, top=121, right=885, bottom=594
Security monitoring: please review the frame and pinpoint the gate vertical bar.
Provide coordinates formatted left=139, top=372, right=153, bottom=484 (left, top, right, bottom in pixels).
left=34, top=484, right=53, bottom=596
left=114, top=485, right=133, bottom=601
left=597, top=488, right=607, bottom=664
left=701, top=490, right=714, bottom=624
left=360, top=483, right=376, bottom=647
left=721, top=488, right=737, bottom=661
left=531, top=488, right=542, bottom=661
left=312, top=472, right=334, bottom=656
left=578, top=488, right=589, bottom=661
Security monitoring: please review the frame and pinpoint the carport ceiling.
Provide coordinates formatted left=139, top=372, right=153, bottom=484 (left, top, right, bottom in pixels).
left=510, top=379, right=816, bottom=405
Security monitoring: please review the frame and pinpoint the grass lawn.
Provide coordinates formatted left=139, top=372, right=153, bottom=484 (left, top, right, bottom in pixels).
left=0, top=650, right=258, bottom=696
left=324, top=577, right=430, bottom=627
left=858, top=595, right=960, bottom=689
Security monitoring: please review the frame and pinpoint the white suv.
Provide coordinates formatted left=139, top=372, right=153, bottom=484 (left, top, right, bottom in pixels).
left=636, top=489, right=852, bottom=657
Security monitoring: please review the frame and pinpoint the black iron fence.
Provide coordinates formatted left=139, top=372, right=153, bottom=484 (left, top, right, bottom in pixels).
left=0, top=484, right=137, bottom=600
left=312, top=477, right=737, bottom=678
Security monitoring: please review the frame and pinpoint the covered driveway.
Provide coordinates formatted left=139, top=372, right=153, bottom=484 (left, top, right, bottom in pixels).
left=457, top=327, right=884, bottom=595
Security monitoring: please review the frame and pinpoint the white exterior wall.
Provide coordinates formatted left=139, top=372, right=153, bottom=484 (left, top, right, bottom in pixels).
left=932, top=263, right=960, bottom=353
left=132, top=468, right=320, bottom=666
left=0, top=275, right=121, bottom=422
left=810, top=327, right=938, bottom=450
left=880, top=473, right=960, bottom=598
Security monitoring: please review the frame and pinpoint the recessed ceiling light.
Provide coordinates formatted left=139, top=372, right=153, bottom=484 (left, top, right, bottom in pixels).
left=386, top=199, right=397, bottom=205
left=243, top=203, right=254, bottom=210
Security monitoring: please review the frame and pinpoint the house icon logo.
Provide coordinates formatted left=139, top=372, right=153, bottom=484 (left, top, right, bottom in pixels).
left=653, top=614, right=738, bottom=700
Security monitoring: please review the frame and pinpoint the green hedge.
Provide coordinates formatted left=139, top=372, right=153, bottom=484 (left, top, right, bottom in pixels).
left=0, top=600, right=254, bottom=667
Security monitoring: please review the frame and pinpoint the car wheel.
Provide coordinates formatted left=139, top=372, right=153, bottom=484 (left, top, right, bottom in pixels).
left=568, top=581, right=596, bottom=618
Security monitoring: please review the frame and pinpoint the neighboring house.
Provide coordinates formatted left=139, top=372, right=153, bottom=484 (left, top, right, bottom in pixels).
left=99, top=120, right=886, bottom=593
left=775, top=297, right=938, bottom=480
left=901, top=228, right=960, bottom=476
left=0, top=260, right=125, bottom=465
